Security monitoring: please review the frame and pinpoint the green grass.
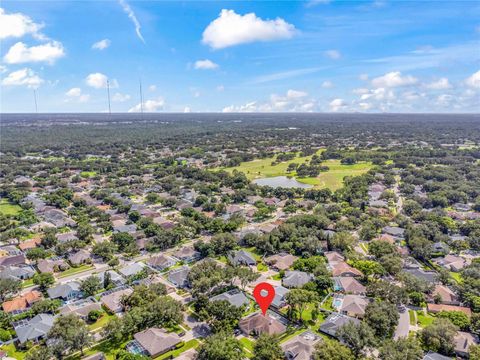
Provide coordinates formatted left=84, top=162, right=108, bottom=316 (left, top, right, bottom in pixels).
left=417, top=312, right=435, bottom=327
left=257, top=263, right=268, bottom=272
left=67, top=339, right=130, bottom=360
left=57, top=264, right=93, bottom=278
left=80, top=171, right=97, bottom=178
left=449, top=272, right=463, bottom=284
left=88, top=312, right=115, bottom=331
left=0, top=342, right=27, bottom=359
left=320, top=296, right=334, bottom=311
left=22, top=278, right=34, bottom=288
left=239, top=337, right=254, bottom=352
left=155, top=339, right=199, bottom=360
left=0, top=199, right=22, bottom=216
left=216, top=151, right=372, bottom=190
left=359, top=243, right=369, bottom=253
left=409, top=310, right=416, bottom=325
left=270, top=273, right=282, bottom=281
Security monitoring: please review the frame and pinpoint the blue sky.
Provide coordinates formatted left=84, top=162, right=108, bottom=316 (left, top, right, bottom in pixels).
left=1, top=0, right=479, bottom=113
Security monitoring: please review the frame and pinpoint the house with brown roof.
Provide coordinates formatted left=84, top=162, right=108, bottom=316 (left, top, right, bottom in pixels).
left=330, top=262, right=363, bottom=277
left=339, top=295, right=370, bottom=318
left=433, top=254, right=471, bottom=272
left=68, top=249, right=91, bottom=266
left=2, top=290, right=42, bottom=313
left=324, top=251, right=345, bottom=265
left=147, top=254, right=176, bottom=271
left=59, top=299, right=102, bottom=319
left=265, top=253, right=298, bottom=271
left=37, top=258, right=69, bottom=273
left=173, top=246, right=201, bottom=263
left=239, top=312, right=287, bottom=336
left=427, top=303, right=472, bottom=317
left=281, top=331, right=321, bottom=360
left=18, top=238, right=42, bottom=251
left=101, top=288, right=133, bottom=313
left=454, top=331, right=478, bottom=357
left=334, top=277, right=366, bottom=295
left=428, top=284, right=460, bottom=305
left=132, top=328, right=182, bottom=358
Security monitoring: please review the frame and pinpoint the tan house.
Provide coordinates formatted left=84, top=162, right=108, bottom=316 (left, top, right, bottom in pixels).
left=427, top=303, right=471, bottom=317
left=239, top=313, right=286, bottom=336
left=429, top=284, right=460, bottom=305
left=101, top=288, right=133, bottom=313
left=281, top=331, right=321, bottom=360
left=265, top=253, right=298, bottom=271
left=133, top=328, right=182, bottom=357
left=340, top=295, right=370, bottom=318
left=330, top=262, right=363, bottom=277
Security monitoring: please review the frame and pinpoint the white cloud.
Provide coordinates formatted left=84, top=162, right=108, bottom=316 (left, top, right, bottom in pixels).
left=465, top=70, right=480, bottom=88
left=194, top=59, right=219, bottom=70
left=148, top=85, right=157, bottom=91
left=128, top=97, right=165, bottom=112
left=0, top=65, right=7, bottom=73
left=2, top=68, right=43, bottom=88
left=371, top=71, right=418, bottom=88
left=85, top=73, right=118, bottom=89
left=287, top=89, right=308, bottom=98
left=65, top=87, right=90, bottom=102
left=92, top=39, right=111, bottom=50
left=360, top=87, right=395, bottom=101
left=112, top=92, right=131, bottom=102
left=324, top=49, right=341, bottom=60
left=425, top=77, right=451, bottom=90
left=353, top=88, right=369, bottom=95
left=216, top=85, right=225, bottom=92
left=358, top=102, right=372, bottom=111
left=223, top=89, right=315, bottom=112
left=0, top=8, right=44, bottom=40
left=202, top=9, right=295, bottom=49
left=329, top=98, right=346, bottom=112
left=251, top=67, right=323, bottom=84
left=118, top=0, right=145, bottom=43
left=359, top=73, right=369, bottom=81
left=3, top=41, right=65, bottom=64
left=184, top=106, right=191, bottom=113
left=321, top=80, right=334, bottom=88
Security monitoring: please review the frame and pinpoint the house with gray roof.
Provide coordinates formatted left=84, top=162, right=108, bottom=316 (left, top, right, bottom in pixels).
left=14, top=313, right=54, bottom=344
left=403, top=268, right=438, bottom=283
left=119, top=262, right=146, bottom=278
left=68, top=249, right=91, bottom=266
left=210, top=289, right=249, bottom=308
left=282, top=271, right=313, bottom=288
left=423, top=352, right=451, bottom=360
left=168, top=266, right=190, bottom=288
left=47, top=282, right=82, bottom=301
left=0, top=265, right=35, bottom=281
left=147, top=255, right=176, bottom=271
left=319, top=313, right=360, bottom=339
left=382, top=226, right=405, bottom=239
left=228, top=250, right=256, bottom=266
left=113, top=223, right=137, bottom=234
left=282, top=331, right=321, bottom=360
left=272, top=285, right=289, bottom=309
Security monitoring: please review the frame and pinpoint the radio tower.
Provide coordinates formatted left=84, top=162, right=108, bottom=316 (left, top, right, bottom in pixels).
left=107, top=79, right=112, bottom=114
left=33, top=89, right=38, bottom=113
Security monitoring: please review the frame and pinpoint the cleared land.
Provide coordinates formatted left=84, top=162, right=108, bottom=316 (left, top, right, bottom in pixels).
left=218, top=151, right=372, bottom=190
left=0, top=199, right=22, bottom=216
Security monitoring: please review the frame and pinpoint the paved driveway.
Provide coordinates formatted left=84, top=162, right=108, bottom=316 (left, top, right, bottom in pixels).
left=394, top=310, right=410, bottom=339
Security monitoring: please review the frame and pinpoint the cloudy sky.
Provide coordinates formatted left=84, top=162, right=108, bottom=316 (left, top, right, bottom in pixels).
left=1, top=1, right=479, bottom=113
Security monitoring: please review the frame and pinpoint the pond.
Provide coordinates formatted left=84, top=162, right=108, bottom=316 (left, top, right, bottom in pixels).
left=252, top=176, right=313, bottom=189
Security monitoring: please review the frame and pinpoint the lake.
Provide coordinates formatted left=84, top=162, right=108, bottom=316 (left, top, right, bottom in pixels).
left=252, top=176, right=313, bottom=189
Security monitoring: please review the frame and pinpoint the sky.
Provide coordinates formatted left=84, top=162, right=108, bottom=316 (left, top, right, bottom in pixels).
left=0, top=0, right=479, bottom=113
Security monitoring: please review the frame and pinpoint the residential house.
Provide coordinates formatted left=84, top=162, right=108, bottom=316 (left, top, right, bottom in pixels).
left=324, top=251, right=344, bottom=265
left=59, top=298, right=102, bottom=319
left=68, top=249, right=91, bottom=266
left=15, top=313, right=54, bottom=344
left=281, top=331, right=322, bottom=360
left=42, top=208, right=75, bottom=227
left=271, top=286, right=290, bottom=309
left=228, top=250, right=256, bottom=266
left=97, top=270, right=125, bottom=287
left=56, top=232, right=78, bottom=243
left=0, top=265, right=35, bottom=281
left=119, top=262, right=147, bottom=279
left=18, top=238, right=42, bottom=251
left=339, top=295, right=370, bottom=318
left=47, top=281, right=82, bottom=301
left=113, top=223, right=137, bottom=234
left=428, top=284, right=460, bottom=305
left=265, top=253, right=298, bottom=271
left=168, top=266, right=190, bottom=288
left=427, top=304, right=471, bottom=317
left=37, top=258, right=69, bottom=273
left=101, top=288, right=133, bottom=313
left=454, top=331, right=478, bottom=357
left=319, top=313, right=360, bottom=339
left=382, top=226, right=405, bottom=240
left=282, top=271, right=313, bottom=288
left=239, top=312, right=287, bottom=336
left=132, top=328, right=183, bottom=358
left=147, top=255, right=176, bottom=271
left=210, top=289, right=249, bottom=308
left=404, top=267, right=438, bottom=283
left=2, top=290, right=42, bottom=313
left=334, top=277, right=366, bottom=295
left=173, top=246, right=201, bottom=263
left=0, top=254, right=26, bottom=267
left=433, top=254, right=471, bottom=272
left=330, top=262, right=363, bottom=277
left=423, top=351, right=452, bottom=360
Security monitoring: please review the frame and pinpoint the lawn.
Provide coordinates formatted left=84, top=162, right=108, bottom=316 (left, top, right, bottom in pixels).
left=80, top=171, right=97, bottom=178
left=0, top=199, right=22, bottom=216
left=270, top=273, right=282, bottom=281
left=320, top=296, right=334, bottom=311
left=88, top=312, right=116, bottom=331
left=409, top=310, right=416, bottom=326
left=67, top=339, right=130, bottom=360
left=417, top=312, right=435, bottom=327
left=257, top=263, right=268, bottom=272
left=359, top=243, right=369, bottom=253
left=22, top=278, right=34, bottom=288
left=155, top=339, right=199, bottom=360
left=450, top=272, right=463, bottom=284
left=239, top=337, right=254, bottom=352
left=216, top=152, right=372, bottom=191
left=0, top=342, right=27, bottom=359
left=57, top=264, right=94, bottom=278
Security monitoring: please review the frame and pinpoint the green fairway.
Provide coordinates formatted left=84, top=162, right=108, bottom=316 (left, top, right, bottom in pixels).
left=0, top=199, right=22, bottom=216
left=217, top=151, right=372, bottom=190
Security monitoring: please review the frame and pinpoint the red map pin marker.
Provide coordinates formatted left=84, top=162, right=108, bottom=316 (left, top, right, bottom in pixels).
left=253, top=282, right=275, bottom=316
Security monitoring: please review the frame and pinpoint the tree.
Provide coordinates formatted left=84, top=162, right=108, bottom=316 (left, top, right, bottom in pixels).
left=0, top=278, right=21, bottom=302
left=364, top=301, right=399, bottom=339
left=76, top=222, right=94, bottom=241
left=48, top=314, right=93, bottom=356
left=33, top=272, right=55, bottom=291
left=379, top=337, right=423, bottom=360
left=420, top=318, right=458, bottom=355
left=409, top=236, right=433, bottom=260
left=92, top=241, right=117, bottom=260
left=336, top=321, right=376, bottom=358
left=80, top=275, right=102, bottom=296
left=111, top=232, right=135, bottom=252
left=26, top=247, right=48, bottom=262
left=235, top=266, right=260, bottom=290
left=210, top=232, right=237, bottom=256
left=31, top=299, right=62, bottom=314
left=437, top=311, right=470, bottom=331
left=41, top=228, right=58, bottom=249
left=25, top=346, right=52, bottom=360
left=469, top=345, right=480, bottom=359
left=199, top=300, right=244, bottom=333
left=196, top=332, right=243, bottom=360
left=116, top=350, right=150, bottom=360
left=285, top=289, right=316, bottom=322
left=313, top=339, right=354, bottom=360
left=330, top=231, right=356, bottom=251
left=253, top=334, right=283, bottom=360
left=368, top=240, right=397, bottom=258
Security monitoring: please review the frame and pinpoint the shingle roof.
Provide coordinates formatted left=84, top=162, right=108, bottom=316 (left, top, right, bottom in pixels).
left=210, top=289, right=249, bottom=308
left=15, top=313, right=54, bottom=344
left=134, top=328, right=182, bottom=357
